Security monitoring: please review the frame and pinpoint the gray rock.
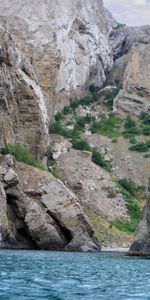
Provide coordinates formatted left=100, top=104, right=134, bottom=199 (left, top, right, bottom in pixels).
left=4, top=169, right=19, bottom=186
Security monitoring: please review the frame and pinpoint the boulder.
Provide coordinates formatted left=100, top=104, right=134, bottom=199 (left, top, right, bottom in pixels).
left=4, top=169, right=19, bottom=186
left=0, top=155, right=100, bottom=251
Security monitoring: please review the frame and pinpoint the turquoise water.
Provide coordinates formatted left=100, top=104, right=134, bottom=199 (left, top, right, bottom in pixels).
left=0, top=250, right=150, bottom=300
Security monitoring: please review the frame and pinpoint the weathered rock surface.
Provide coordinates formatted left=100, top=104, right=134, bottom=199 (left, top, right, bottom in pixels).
left=0, top=0, right=114, bottom=116
left=110, top=26, right=150, bottom=60
left=113, top=43, right=150, bottom=115
left=0, top=23, right=49, bottom=158
left=0, top=155, right=100, bottom=251
left=129, top=185, right=150, bottom=256
left=54, top=148, right=129, bottom=222
left=109, top=26, right=150, bottom=115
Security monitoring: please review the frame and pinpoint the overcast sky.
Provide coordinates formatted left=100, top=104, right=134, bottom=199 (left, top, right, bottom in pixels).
left=104, top=0, right=150, bottom=26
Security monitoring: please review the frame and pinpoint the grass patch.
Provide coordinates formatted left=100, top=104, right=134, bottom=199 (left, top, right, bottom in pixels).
left=51, top=168, right=64, bottom=181
left=90, top=114, right=122, bottom=138
left=110, top=220, right=138, bottom=234
left=1, top=144, right=47, bottom=171
left=110, top=180, right=145, bottom=234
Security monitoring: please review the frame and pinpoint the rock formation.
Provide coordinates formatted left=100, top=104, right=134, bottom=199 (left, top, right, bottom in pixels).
left=109, top=26, right=150, bottom=115
left=0, top=0, right=115, bottom=117
left=0, top=154, right=99, bottom=251
left=0, top=23, right=49, bottom=158
left=129, top=181, right=150, bottom=256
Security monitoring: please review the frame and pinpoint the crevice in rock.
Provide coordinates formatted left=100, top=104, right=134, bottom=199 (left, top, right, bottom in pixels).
left=6, top=194, right=39, bottom=249
left=45, top=209, right=72, bottom=243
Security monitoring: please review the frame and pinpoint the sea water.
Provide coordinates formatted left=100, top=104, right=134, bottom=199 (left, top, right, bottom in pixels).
left=0, top=250, right=150, bottom=300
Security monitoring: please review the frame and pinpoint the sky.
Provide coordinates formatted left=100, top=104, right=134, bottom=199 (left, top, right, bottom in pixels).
left=104, top=0, right=150, bottom=26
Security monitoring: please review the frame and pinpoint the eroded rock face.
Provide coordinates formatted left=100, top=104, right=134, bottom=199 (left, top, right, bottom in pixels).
left=113, top=43, right=150, bottom=115
left=0, top=23, right=49, bottom=158
left=0, top=0, right=114, bottom=116
left=129, top=185, right=150, bottom=256
left=110, top=26, right=150, bottom=60
left=0, top=155, right=100, bottom=252
left=109, top=26, right=150, bottom=116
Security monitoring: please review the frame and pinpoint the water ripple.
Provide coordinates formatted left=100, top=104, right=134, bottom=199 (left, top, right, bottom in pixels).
left=0, top=250, right=150, bottom=299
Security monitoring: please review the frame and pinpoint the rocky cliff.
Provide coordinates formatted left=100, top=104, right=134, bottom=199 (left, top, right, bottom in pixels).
left=0, top=0, right=115, bottom=119
left=0, top=23, right=49, bottom=158
left=0, top=0, right=150, bottom=252
left=108, top=26, right=150, bottom=115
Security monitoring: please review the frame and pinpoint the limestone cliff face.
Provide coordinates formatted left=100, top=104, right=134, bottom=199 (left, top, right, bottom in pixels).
left=0, top=0, right=114, bottom=118
left=113, top=43, right=150, bottom=115
left=0, top=23, right=49, bottom=158
left=109, top=26, right=150, bottom=115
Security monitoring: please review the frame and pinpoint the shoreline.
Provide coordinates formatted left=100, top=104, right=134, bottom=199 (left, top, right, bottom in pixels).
left=101, top=247, right=129, bottom=253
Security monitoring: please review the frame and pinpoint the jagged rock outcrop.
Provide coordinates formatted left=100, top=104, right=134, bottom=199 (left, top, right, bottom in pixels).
left=110, top=26, right=150, bottom=60
left=113, top=43, right=150, bottom=115
left=0, top=0, right=114, bottom=117
left=0, top=154, right=100, bottom=252
left=129, top=183, right=150, bottom=256
left=0, top=23, right=49, bottom=158
left=108, top=26, right=150, bottom=115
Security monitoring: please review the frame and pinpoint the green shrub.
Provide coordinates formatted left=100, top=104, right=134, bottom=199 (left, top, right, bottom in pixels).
left=104, top=87, right=120, bottom=109
left=129, top=142, right=149, bottom=152
left=123, top=127, right=142, bottom=138
left=129, top=137, right=137, bottom=144
left=55, top=111, right=63, bottom=121
left=92, top=149, right=112, bottom=172
left=63, top=106, right=72, bottom=115
left=49, top=121, right=80, bottom=139
left=75, top=115, right=94, bottom=129
left=72, top=139, right=91, bottom=151
left=140, top=112, right=150, bottom=125
left=112, top=138, right=118, bottom=143
left=118, top=178, right=137, bottom=197
left=1, top=144, right=47, bottom=171
left=111, top=181, right=144, bottom=234
left=124, top=115, right=136, bottom=129
left=137, top=90, right=144, bottom=97
left=143, top=126, right=150, bottom=136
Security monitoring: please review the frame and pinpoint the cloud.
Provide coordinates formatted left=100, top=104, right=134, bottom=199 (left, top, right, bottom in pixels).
left=104, top=0, right=150, bottom=26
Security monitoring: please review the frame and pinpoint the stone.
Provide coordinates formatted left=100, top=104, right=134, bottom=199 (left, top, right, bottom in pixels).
left=4, top=169, right=19, bottom=186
